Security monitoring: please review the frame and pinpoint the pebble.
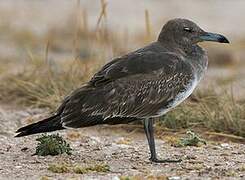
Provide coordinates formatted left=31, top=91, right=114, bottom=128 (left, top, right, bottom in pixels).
left=168, top=176, right=181, bottom=180
left=220, top=143, right=230, bottom=149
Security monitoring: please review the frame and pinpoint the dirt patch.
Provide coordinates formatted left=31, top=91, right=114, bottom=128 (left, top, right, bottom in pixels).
left=0, top=105, right=244, bottom=179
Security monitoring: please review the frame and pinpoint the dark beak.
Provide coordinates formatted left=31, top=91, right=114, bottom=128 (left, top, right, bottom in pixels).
left=200, top=32, right=229, bottom=43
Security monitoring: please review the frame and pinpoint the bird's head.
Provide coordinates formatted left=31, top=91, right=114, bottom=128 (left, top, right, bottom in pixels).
left=158, top=18, right=229, bottom=46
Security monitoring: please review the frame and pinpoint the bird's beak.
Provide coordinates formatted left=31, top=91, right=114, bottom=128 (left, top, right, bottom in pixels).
left=200, top=32, right=229, bottom=43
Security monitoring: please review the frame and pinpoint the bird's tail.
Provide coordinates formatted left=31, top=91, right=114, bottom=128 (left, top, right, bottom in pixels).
left=15, top=114, right=64, bottom=137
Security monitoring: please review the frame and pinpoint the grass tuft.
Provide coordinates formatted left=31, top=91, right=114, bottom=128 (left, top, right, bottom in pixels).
left=73, top=164, right=110, bottom=174
left=120, top=175, right=168, bottom=180
left=48, top=163, right=70, bottom=173
left=35, top=134, right=72, bottom=156
left=48, top=163, right=110, bottom=174
left=158, top=88, right=245, bottom=137
left=178, top=130, right=206, bottom=147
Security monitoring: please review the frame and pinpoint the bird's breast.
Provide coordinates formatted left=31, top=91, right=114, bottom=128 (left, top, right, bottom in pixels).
left=154, top=76, right=198, bottom=117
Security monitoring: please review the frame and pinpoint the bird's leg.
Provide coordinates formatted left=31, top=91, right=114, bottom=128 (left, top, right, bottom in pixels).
left=143, top=118, right=182, bottom=163
left=143, top=118, right=156, bottom=160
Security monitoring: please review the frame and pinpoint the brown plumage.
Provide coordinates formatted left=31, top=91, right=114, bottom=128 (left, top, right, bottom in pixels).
left=16, top=18, right=229, bottom=163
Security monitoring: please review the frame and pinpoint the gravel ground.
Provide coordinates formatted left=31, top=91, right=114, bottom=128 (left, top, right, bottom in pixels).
left=0, top=105, right=244, bottom=180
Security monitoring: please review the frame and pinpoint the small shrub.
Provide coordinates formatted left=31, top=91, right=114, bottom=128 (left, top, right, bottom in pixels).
left=177, top=130, right=206, bottom=147
left=35, top=134, right=72, bottom=156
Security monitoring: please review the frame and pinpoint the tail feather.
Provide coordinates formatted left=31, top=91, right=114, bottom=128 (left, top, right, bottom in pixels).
left=15, top=114, right=64, bottom=137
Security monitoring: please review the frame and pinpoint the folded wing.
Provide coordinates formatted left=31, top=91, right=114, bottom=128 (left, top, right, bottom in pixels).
left=60, top=51, right=194, bottom=128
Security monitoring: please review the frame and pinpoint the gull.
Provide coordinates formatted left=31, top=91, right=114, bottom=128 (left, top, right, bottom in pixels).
left=16, top=18, right=229, bottom=163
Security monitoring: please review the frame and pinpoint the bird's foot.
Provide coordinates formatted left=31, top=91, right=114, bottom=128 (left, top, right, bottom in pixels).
left=150, top=157, right=182, bottom=163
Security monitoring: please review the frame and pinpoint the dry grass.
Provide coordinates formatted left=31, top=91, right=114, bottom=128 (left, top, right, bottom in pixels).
left=0, top=56, right=98, bottom=110
left=0, top=2, right=151, bottom=109
left=48, top=162, right=110, bottom=174
left=158, top=88, right=245, bottom=137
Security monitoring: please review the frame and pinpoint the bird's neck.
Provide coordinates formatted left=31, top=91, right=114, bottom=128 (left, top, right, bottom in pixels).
left=159, top=41, right=208, bottom=81
left=185, top=45, right=208, bottom=81
left=159, top=38, right=193, bottom=54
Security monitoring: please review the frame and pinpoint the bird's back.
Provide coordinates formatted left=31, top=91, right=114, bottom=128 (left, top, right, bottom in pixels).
left=58, top=42, right=204, bottom=128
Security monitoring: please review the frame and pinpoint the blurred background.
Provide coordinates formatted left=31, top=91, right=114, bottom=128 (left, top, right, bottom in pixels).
left=0, top=0, right=244, bottom=138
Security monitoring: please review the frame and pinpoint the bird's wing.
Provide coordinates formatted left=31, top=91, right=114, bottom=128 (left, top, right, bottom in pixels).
left=89, top=51, right=181, bottom=86
left=60, top=51, right=195, bottom=127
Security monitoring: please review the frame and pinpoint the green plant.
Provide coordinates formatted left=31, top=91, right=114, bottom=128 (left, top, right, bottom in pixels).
left=178, top=130, right=206, bottom=147
left=35, top=134, right=72, bottom=156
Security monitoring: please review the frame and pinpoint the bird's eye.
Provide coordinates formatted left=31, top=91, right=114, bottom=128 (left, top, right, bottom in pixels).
left=183, top=27, right=193, bottom=33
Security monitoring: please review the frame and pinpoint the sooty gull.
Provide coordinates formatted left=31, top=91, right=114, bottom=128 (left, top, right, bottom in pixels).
left=16, top=18, right=229, bottom=163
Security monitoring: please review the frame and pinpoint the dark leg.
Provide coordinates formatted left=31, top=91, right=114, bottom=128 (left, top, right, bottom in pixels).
left=143, top=118, right=181, bottom=163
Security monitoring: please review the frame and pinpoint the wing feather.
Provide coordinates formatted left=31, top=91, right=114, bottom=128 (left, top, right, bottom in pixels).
left=60, top=51, right=195, bottom=127
left=89, top=51, right=180, bottom=87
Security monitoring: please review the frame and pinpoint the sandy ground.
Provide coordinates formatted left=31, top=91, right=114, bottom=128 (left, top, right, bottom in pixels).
left=0, top=105, right=244, bottom=180
left=0, top=1, right=244, bottom=179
